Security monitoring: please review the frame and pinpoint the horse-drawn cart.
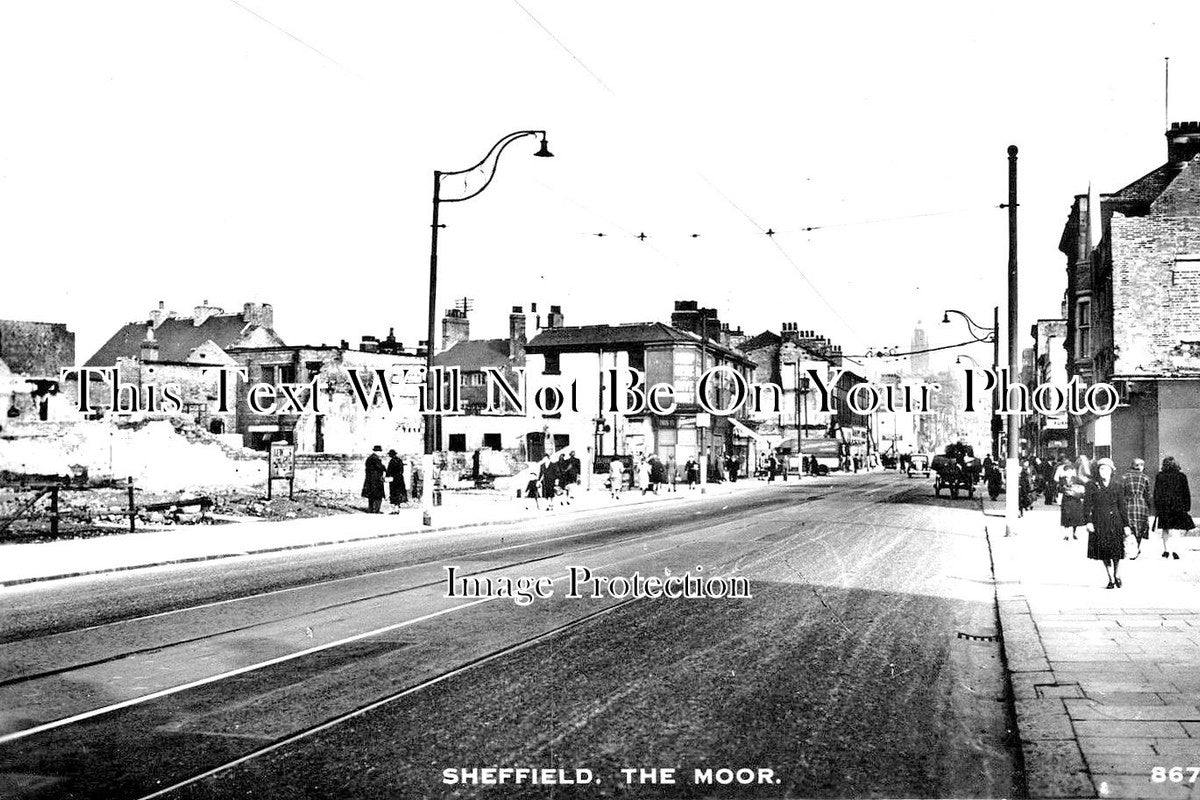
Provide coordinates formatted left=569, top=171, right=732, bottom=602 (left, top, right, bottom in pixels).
left=931, top=443, right=980, bottom=499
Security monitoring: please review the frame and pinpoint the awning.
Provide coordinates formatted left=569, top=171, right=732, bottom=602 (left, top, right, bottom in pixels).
left=729, top=417, right=778, bottom=446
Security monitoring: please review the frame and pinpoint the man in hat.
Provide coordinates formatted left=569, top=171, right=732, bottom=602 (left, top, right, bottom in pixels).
left=362, top=445, right=386, bottom=513
left=1121, top=457, right=1151, bottom=558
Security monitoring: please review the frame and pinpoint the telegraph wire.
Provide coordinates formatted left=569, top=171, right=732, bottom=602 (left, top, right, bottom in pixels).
left=510, top=0, right=617, bottom=96
left=844, top=338, right=994, bottom=360
left=225, top=0, right=349, bottom=72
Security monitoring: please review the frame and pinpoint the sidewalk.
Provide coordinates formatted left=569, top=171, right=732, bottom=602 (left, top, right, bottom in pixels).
left=988, top=499, right=1200, bottom=798
left=0, top=479, right=766, bottom=587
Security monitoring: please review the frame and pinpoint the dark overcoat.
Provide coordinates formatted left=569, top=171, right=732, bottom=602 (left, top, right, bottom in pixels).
left=1153, top=471, right=1195, bottom=531
left=361, top=453, right=386, bottom=500
left=1085, top=479, right=1129, bottom=561
left=386, top=456, right=407, bottom=504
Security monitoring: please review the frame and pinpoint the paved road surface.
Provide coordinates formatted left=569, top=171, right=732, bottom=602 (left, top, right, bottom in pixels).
left=0, top=474, right=1021, bottom=798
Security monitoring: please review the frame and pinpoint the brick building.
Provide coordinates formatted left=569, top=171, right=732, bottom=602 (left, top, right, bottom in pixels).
left=1060, top=121, right=1200, bottom=475
left=1023, top=318, right=1069, bottom=460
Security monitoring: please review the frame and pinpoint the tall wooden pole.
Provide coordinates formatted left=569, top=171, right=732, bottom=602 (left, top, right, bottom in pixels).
left=1006, top=145, right=1020, bottom=535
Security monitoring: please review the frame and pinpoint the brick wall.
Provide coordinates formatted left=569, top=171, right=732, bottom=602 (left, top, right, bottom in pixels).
left=1110, top=213, right=1200, bottom=376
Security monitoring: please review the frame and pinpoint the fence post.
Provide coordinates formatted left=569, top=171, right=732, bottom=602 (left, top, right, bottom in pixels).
left=50, top=486, right=59, bottom=537
left=127, top=476, right=136, bottom=533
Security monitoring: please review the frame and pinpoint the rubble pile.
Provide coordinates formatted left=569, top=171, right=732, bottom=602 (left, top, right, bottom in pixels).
left=0, top=417, right=266, bottom=491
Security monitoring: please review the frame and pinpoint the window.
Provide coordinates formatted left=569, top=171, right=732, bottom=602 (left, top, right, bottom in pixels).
left=305, top=361, right=323, bottom=381
left=627, top=348, right=645, bottom=373
left=448, top=433, right=467, bottom=452
left=544, top=353, right=561, bottom=375
left=483, top=433, right=502, bottom=450
left=464, top=371, right=486, bottom=386
left=1076, top=298, right=1092, bottom=359
left=278, top=364, right=297, bottom=384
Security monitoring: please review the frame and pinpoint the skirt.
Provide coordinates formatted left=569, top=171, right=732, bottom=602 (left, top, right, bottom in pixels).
left=1087, top=525, right=1125, bottom=561
left=1060, top=494, right=1087, bottom=528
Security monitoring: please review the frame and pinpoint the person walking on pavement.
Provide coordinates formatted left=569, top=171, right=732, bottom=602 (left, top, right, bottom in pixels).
left=1043, top=456, right=1061, bottom=505
left=637, top=457, right=652, bottom=495
left=665, top=457, right=678, bottom=492
left=609, top=456, right=625, bottom=499
left=1153, top=456, right=1194, bottom=559
left=361, top=445, right=386, bottom=514
left=1060, top=455, right=1091, bottom=540
left=556, top=452, right=572, bottom=506
left=685, top=457, right=699, bottom=489
left=386, top=449, right=408, bottom=508
left=1085, top=457, right=1131, bottom=589
left=566, top=450, right=581, bottom=498
left=984, top=456, right=1003, bottom=501
left=1120, top=457, right=1152, bottom=559
left=538, top=455, right=556, bottom=510
left=767, top=453, right=778, bottom=483
left=1018, top=461, right=1034, bottom=516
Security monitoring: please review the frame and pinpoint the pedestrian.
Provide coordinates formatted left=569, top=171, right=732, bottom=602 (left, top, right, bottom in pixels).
left=1042, top=457, right=1060, bottom=505
left=523, top=466, right=541, bottom=510
left=567, top=450, right=582, bottom=496
left=984, top=456, right=1003, bottom=501
left=1018, top=462, right=1033, bottom=516
left=665, top=457, right=678, bottom=492
left=556, top=452, right=572, bottom=505
left=685, top=457, right=699, bottom=489
left=637, top=457, right=652, bottom=495
left=1060, top=455, right=1091, bottom=540
left=649, top=455, right=664, bottom=494
left=386, top=449, right=408, bottom=508
left=361, top=445, right=386, bottom=514
left=1153, top=456, right=1194, bottom=560
left=538, top=455, right=556, bottom=510
left=727, top=454, right=739, bottom=483
left=609, top=456, right=625, bottom=499
left=1085, top=457, right=1130, bottom=589
left=1120, top=457, right=1151, bottom=559
left=767, top=453, right=778, bottom=483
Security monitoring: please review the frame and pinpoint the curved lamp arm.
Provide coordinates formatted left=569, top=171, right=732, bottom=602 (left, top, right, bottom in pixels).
left=438, top=130, right=548, bottom=204
left=942, top=309, right=996, bottom=343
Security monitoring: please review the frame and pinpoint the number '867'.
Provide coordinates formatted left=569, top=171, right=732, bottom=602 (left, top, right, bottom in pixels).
left=1151, top=767, right=1199, bottom=784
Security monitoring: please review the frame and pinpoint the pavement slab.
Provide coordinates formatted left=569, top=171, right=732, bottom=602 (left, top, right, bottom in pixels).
left=991, top=500, right=1200, bottom=798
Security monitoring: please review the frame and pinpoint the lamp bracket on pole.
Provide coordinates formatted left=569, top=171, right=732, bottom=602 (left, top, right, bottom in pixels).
left=437, top=130, right=550, bottom=204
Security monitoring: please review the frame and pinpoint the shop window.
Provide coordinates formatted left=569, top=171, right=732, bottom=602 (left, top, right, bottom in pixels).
left=483, top=433, right=502, bottom=450
left=448, top=433, right=467, bottom=452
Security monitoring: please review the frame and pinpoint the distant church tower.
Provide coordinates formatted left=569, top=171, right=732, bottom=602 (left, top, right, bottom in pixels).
left=911, top=322, right=929, bottom=375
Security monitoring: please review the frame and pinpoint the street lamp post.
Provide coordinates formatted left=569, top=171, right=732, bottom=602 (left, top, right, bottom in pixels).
left=1004, top=145, right=1020, bottom=535
left=423, top=130, right=553, bottom=525
left=942, top=306, right=1000, bottom=460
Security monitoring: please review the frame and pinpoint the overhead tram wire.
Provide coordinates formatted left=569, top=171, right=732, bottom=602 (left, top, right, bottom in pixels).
left=508, top=3, right=865, bottom=344
left=225, top=0, right=352, bottom=73
left=844, top=337, right=994, bottom=361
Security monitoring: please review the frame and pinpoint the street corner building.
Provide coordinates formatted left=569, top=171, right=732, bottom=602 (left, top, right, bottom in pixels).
left=1061, top=121, right=1200, bottom=478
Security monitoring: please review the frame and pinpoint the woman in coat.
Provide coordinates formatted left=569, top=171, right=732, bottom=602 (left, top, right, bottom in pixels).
left=1153, top=456, right=1194, bottom=559
left=1085, top=457, right=1131, bottom=589
left=385, top=449, right=407, bottom=507
left=538, top=455, right=556, bottom=509
left=1060, top=455, right=1090, bottom=540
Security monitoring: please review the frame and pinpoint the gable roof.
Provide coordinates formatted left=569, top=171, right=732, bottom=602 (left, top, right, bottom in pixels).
left=527, top=322, right=754, bottom=365
left=433, top=338, right=513, bottom=371
left=86, top=314, right=282, bottom=367
left=738, top=330, right=781, bottom=352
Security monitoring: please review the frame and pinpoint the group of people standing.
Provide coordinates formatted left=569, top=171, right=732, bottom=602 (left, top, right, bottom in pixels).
left=1055, top=454, right=1194, bottom=589
left=524, top=451, right=582, bottom=510
left=361, top=445, right=420, bottom=513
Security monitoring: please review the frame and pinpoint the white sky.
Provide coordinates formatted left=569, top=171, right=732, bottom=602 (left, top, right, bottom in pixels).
left=3, top=1, right=1198, bottom=371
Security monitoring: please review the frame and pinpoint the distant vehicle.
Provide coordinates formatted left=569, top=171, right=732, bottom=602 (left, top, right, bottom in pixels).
left=800, top=438, right=841, bottom=476
left=907, top=453, right=932, bottom=478
left=931, top=443, right=980, bottom=498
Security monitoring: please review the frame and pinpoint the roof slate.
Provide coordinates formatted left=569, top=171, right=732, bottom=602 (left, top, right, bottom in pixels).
left=433, top=339, right=513, bottom=371
left=86, top=315, right=277, bottom=367
left=527, top=322, right=753, bottom=364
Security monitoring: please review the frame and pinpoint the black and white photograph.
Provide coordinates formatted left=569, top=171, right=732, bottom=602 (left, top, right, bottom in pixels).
left=3, top=2, right=1200, bottom=798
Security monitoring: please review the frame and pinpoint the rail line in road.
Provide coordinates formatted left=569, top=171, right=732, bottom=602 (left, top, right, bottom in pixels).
left=0, top=488, right=853, bottom=744
left=1, top=477, right=933, bottom=799
left=128, top=505, right=878, bottom=800
left=0, top=491, right=831, bottom=688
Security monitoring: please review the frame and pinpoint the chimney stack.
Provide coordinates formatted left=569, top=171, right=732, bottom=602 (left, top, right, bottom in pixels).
left=149, top=300, right=170, bottom=329
left=193, top=300, right=224, bottom=327
left=547, top=304, right=565, bottom=328
left=509, top=306, right=527, bottom=361
left=441, top=307, right=470, bottom=352
left=1167, top=121, right=1200, bottom=163
left=360, top=335, right=379, bottom=353
left=242, top=302, right=274, bottom=330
